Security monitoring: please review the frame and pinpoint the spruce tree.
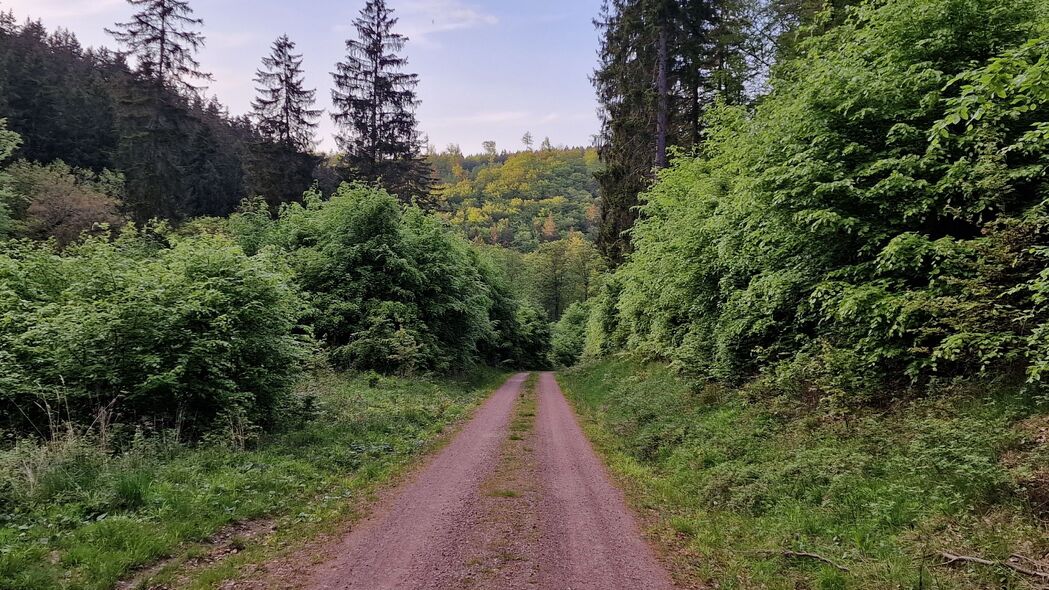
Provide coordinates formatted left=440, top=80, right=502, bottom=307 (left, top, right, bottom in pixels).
left=106, top=0, right=252, bottom=221
left=106, top=0, right=212, bottom=93
left=252, top=35, right=320, bottom=151
left=592, top=0, right=750, bottom=264
left=331, top=0, right=431, bottom=202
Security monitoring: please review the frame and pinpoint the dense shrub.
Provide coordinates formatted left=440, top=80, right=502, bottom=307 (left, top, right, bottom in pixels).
left=0, top=119, right=20, bottom=239
left=474, top=253, right=554, bottom=369
left=595, top=0, right=1049, bottom=392
left=0, top=229, right=308, bottom=437
left=507, top=302, right=553, bottom=370
left=5, top=160, right=126, bottom=245
left=230, top=184, right=549, bottom=373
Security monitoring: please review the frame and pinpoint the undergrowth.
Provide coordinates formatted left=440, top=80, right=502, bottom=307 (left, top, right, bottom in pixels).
left=0, top=368, right=504, bottom=590
left=559, top=356, right=1049, bottom=589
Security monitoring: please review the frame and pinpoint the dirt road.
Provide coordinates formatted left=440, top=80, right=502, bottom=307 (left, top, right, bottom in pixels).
left=534, top=372, right=674, bottom=590
left=303, top=372, right=674, bottom=590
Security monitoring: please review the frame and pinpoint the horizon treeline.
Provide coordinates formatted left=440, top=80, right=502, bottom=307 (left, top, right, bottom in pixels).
left=0, top=0, right=567, bottom=441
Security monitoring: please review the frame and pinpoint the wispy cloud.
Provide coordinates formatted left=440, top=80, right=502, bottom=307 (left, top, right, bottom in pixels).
left=2, top=0, right=124, bottom=21
left=539, top=112, right=593, bottom=124
left=208, top=31, right=260, bottom=50
left=396, top=0, right=498, bottom=46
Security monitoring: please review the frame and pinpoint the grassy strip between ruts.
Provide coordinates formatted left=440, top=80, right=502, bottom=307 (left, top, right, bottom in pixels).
left=557, top=356, right=1049, bottom=590
left=1, top=368, right=507, bottom=590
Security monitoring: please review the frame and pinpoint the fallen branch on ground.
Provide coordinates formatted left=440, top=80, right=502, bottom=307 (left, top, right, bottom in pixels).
left=937, top=551, right=1049, bottom=580
left=758, top=550, right=850, bottom=572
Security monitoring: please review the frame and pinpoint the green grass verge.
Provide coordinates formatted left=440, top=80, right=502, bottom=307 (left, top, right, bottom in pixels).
left=558, top=356, right=1049, bottom=589
left=0, top=368, right=506, bottom=590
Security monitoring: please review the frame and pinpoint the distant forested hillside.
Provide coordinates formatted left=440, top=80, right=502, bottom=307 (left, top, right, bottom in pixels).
left=429, top=145, right=601, bottom=252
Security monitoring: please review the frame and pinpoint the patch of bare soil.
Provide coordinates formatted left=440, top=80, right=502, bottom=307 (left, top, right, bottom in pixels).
left=534, top=371, right=676, bottom=590
left=149, top=372, right=682, bottom=589
left=275, top=373, right=527, bottom=590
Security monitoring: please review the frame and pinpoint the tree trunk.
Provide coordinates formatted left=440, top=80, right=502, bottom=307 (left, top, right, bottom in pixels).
left=654, top=21, right=669, bottom=169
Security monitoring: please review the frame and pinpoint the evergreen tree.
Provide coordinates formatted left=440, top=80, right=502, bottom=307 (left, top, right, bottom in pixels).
left=252, top=35, right=320, bottom=151
left=591, top=0, right=751, bottom=264
left=331, top=0, right=430, bottom=202
left=106, top=0, right=212, bottom=93
left=105, top=0, right=251, bottom=220
left=0, top=21, right=118, bottom=170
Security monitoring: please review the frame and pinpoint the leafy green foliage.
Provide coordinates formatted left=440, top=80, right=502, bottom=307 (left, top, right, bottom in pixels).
left=0, top=118, right=20, bottom=239
left=594, top=0, right=1049, bottom=391
left=0, top=228, right=308, bottom=436
left=230, top=184, right=549, bottom=373
left=506, top=303, right=553, bottom=370
left=432, top=147, right=601, bottom=252
left=550, top=301, right=590, bottom=367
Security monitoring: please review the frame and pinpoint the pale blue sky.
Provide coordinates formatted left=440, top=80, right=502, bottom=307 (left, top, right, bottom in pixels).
left=2, top=0, right=603, bottom=153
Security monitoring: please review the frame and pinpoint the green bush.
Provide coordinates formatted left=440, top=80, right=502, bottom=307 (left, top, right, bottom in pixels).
left=507, top=302, right=552, bottom=370
left=0, top=228, right=308, bottom=437
left=592, top=0, right=1049, bottom=392
left=550, top=301, right=589, bottom=367
left=229, top=183, right=548, bottom=374
left=0, top=119, right=21, bottom=239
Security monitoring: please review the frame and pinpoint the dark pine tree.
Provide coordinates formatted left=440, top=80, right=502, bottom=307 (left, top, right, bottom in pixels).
left=107, top=0, right=248, bottom=221
left=592, top=0, right=750, bottom=265
left=592, top=0, right=662, bottom=265
left=0, top=18, right=119, bottom=170
left=106, top=0, right=212, bottom=93
left=248, top=35, right=322, bottom=206
left=252, top=35, right=320, bottom=151
left=331, top=0, right=433, bottom=203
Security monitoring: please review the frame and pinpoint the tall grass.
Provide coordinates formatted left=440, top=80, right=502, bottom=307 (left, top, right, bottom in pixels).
left=0, top=368, right=504, bottom=590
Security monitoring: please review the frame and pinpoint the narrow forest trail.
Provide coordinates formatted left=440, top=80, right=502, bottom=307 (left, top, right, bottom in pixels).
left=268, top=372, right=675, bottom=590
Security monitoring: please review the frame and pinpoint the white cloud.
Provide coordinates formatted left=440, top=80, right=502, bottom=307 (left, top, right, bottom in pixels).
left=395, top=0, right=497, bottom=46
left=1, top=0, right=124, bottom=20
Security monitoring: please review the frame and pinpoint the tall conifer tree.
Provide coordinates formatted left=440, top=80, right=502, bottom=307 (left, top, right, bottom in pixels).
left=592, top=0, right=750, bottom=264
left=107, top=0, right=248, bottom=221
left=331, top=0, right=431, bottom=202
left=252, top=35, right=320, bottom=151
left=106, top=0, right=211, bottom=93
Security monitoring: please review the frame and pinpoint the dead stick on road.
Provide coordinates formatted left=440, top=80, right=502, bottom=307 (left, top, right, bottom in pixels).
left=937, top=551, right=1049, bottom=580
